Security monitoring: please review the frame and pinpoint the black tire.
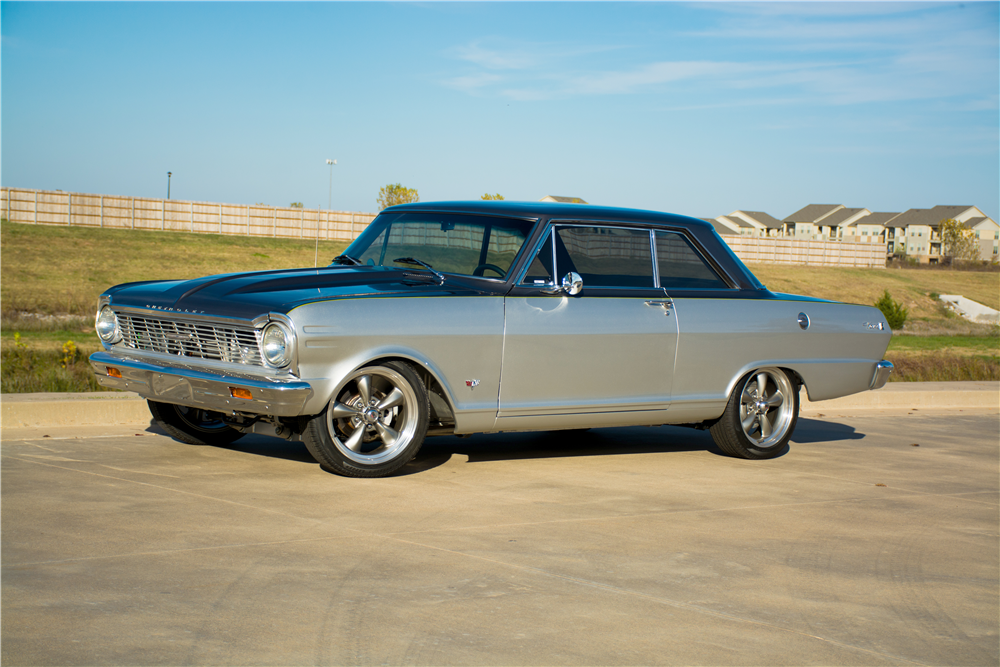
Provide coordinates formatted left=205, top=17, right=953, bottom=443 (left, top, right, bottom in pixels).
left=302, top=361, right=429, bottom=478
left=709, top=367, right=798, bottom=460
left=147, top=400, right=245, bottom=446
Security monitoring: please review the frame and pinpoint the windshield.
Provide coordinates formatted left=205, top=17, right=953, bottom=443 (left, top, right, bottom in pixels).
left=343, top=212, right=536, bottom=280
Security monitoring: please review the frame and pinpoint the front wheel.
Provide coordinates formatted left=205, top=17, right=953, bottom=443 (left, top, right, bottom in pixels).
left=302, top=361, right=429, bottom=477
left=147, top=400, right=245, bottom=446
left=709, top=367, right=798, bottom=459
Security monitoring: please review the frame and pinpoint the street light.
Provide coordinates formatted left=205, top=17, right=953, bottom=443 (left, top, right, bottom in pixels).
left=318, top=159, right=337, bottom=267
left=167, top=172, right=172, bottom=199
left=326, top=159, right=336, bottom=210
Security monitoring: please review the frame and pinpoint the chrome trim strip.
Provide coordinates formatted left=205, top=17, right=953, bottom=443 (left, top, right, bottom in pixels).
left=111, top=304, right=259, bottom=329
left=870, top=360, right=893, bottom=390
left=96, top=346, right=298, bottom=381
left=89, top=351, right=313, bottom=417
left=650, top=229, right=660, bottom=289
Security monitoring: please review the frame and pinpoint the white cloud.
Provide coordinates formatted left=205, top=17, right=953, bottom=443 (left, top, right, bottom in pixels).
left=438, top=4, right=998, bottom=110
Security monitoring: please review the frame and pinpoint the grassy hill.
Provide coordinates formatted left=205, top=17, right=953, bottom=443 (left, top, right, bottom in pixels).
left=1, top=220, right=996, bottom=390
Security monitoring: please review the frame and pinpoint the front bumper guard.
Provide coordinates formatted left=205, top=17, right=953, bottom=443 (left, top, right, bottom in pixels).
left=89, top=351, right=313, bottom=417
left=870, top=360, right=894, bottom=390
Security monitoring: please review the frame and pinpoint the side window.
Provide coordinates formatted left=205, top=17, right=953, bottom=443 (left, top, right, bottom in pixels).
left=556, top=226, right=654, bottom=288
left=655, top=231, right=728, bottom=289
left=522, top=232, right=553, bottom=284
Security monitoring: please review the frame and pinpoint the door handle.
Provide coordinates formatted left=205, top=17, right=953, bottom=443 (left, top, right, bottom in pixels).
left=645, top=300, right=672, bottom=315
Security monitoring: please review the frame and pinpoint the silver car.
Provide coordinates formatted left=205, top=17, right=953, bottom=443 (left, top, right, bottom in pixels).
left=90, top=201, right=893, bottom=477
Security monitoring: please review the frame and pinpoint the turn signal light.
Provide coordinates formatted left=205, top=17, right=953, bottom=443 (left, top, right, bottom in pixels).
left=230, top=387, right=253, bottom=400
left=106, top=367, right=122, bottom=379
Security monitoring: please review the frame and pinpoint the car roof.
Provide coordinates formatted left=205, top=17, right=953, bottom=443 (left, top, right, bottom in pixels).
left=382, top=200, right=715, bottom=231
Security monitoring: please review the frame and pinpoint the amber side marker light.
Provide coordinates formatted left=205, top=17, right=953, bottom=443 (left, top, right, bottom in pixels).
left=106, top=367, right=122, bottom=379
left=230, top=387, right=253, bottom=400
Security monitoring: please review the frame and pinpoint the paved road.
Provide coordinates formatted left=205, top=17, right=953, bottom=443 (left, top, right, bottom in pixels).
left=3, top=411, right=998, bottom=666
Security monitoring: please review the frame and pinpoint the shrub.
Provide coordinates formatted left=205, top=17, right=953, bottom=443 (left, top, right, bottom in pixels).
left=1, top=335, right=110, bottom=393
left=874, top=290, right=908, bottom=330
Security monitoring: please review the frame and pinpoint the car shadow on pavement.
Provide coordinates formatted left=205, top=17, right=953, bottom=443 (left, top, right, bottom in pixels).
left=143, top=417, right=866, bottom=476
left=143, top=420, right=317, bottom=464
left=791, top=417, right=866, bottom=444
left=415, top=424, right=727, bottom=468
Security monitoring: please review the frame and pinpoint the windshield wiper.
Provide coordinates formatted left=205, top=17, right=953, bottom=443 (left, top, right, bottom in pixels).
left=393, top=257, right=445, bottom=284
left=331, top=254, right=362, bottom=266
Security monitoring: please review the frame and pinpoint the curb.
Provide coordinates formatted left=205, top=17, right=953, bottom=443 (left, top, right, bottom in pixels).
left=2, top=382, right=997, bottom=430
left=800, top=381, right=999, bottom=412
left=2, top=392, right=153, bottom=429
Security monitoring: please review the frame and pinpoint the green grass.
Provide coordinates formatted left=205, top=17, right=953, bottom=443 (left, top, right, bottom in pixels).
left=2, top=220, right=998, bottom=391
left=749, top=263, right=999, bottom=335
left=1, top=220, right=350, bottom=316
left=887, top=335, right=999, bottom=353
left=1, top=337, right=108, bottom=393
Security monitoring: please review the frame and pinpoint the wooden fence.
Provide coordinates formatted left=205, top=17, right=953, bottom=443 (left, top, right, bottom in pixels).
left=1, top=187, right=887, bottom=268
left=724, top=235, right=886, bottom=269
left=0, top=187, right=376, bottom=242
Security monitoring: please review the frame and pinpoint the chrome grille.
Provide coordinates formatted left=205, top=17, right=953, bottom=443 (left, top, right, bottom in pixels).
left=117, top=312, right=263, bottom=366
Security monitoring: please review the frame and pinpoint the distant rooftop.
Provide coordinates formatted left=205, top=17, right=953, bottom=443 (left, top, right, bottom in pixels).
left=782, top=204, right=843, bottom=223
left=890, top=206, right=976, bottom=228
left=820, top=208, right=867, bottom=226
left=540, top=195, right=588, bottom=204
left=732, top=210, right=783, bottom=229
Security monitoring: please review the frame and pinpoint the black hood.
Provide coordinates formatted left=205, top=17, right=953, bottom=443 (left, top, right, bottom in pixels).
left=105, top=266, right=500, bottom=319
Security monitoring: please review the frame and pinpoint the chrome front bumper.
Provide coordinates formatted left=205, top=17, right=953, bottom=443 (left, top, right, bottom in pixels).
left=870, top=360, right=894, bottom=390
left=90, top=351, right=313, bottom=417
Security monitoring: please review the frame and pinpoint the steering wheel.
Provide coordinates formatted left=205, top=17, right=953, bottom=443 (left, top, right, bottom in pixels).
left=472, top=263, right=506, bottom=278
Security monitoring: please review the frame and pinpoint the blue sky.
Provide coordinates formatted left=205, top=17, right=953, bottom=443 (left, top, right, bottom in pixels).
left=2, top=1, right=997, bottom=221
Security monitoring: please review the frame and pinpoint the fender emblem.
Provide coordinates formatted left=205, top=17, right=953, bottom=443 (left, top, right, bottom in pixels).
left=465, top=379, right=480, bottom=389
left=864, top=322, right=885, bottom=331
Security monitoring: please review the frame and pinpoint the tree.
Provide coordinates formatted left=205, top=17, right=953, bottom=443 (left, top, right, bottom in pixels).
left=289, top=202, right=304, bottom=209
left=377, top=183, right=419, bottom=210
left=939, top=218, right=979, bottom=262
left=874, top=290, right=908, bottom=330
left=481, top=193, right=505, bottom=201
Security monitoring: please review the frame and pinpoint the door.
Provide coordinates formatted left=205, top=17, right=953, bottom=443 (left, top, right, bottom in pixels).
left=497, top=224, right=678, bottom=429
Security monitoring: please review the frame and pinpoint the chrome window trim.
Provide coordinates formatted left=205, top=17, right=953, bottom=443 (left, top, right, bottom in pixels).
left=649, top=230, right=660, bottom=289
left=550, top=222, right=657, bottom=290
left=513, top=219, right=741, bottom=291
left=515, top=223, right=557, bottom=286
left=355, top=211, right=540, bottom=282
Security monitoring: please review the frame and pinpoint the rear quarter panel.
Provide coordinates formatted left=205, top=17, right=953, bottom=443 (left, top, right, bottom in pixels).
left=669, top=296, right=891, bottom=420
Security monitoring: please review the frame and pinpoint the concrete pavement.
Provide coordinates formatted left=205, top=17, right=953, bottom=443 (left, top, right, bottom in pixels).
left=2, top=381, right=998, bottom=429
left=2, top=410, right=998, bottom=665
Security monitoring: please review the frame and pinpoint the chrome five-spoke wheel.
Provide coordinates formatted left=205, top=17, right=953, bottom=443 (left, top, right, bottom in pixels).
left=710, top=367, right=799, bottom=459
left=302, top=362, right=429, bottom=477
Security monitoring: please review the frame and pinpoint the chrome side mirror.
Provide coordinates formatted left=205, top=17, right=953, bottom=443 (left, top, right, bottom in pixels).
left=539, top=271, right=583, bottom=296
left=561, top=272, right=583, bottom=295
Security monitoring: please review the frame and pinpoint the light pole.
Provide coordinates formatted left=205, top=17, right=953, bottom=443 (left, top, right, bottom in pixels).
left=167, top=171, right=172, bottom=199
left=318, top=159, right=337, bottom=267
left=326, top=159, right=336, bottom=210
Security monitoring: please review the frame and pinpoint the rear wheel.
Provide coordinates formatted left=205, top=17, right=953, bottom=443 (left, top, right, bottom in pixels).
left=709, top=367, right=798, bottom=459
left=302, top=361, right=429, bottom=477
left=147, top=400, right=245, bottom=446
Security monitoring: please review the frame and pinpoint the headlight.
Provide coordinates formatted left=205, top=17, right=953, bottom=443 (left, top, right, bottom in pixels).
left=261, top=322, right=292, bottom=368
left=95, top=305, right=120, bottom=343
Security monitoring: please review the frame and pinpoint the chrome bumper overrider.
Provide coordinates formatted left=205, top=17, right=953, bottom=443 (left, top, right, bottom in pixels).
left=870, top=360, right=894, bottom=390
left=89, top=351, right=313, bottom=416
